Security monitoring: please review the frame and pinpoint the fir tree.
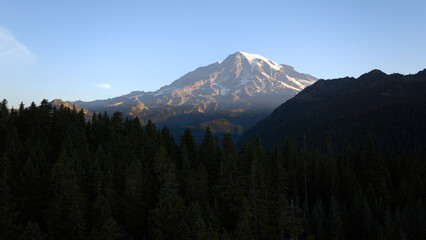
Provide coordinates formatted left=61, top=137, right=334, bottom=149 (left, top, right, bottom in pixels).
left=0, top=175, right=20, bottom=240
left=46, top=151, right=86, bottom=240
left=19, top=221, right=46, bottom=240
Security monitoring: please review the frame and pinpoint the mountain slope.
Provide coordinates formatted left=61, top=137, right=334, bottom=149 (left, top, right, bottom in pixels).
left=74, top=52, right=316, bottom=132
left=241, top=69, right=426, bottom=151
left=50, top=99, right=93, bottom=121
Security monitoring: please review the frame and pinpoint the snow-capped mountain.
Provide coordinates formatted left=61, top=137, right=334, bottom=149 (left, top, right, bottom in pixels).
left=69, top=52, right=317, bottom=134
left=132, top=52, right=316, bottom=110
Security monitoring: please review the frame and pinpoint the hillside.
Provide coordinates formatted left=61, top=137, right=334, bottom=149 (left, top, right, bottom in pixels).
left=241, top=69, right=426, bottom=151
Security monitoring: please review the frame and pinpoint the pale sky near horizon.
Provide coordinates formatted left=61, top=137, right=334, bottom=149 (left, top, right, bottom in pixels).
left=1, top=0, right=426, bottom=108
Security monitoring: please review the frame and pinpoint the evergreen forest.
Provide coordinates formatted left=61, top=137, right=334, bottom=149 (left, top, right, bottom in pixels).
left=0, top=99, right=425, bottom=240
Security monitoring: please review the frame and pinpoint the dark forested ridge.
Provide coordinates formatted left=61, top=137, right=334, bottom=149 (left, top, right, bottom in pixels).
left=0, top=99, right=425, bottom=239
left=241, top=69, right=426, bottom=151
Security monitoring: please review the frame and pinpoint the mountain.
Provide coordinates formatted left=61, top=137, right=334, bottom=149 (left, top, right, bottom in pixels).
left=73, top=52, right=316, bottom=134
left=240, top=69, right=426, bottom=151
left=51, top=99, right=89, bottom=113
left=50, top=99, right=93, bottom=121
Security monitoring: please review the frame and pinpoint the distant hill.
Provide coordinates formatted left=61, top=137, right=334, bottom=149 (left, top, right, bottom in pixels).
left=50, top=99, right=93, bottom=121
left=199, top=118, right=243, bottom=135
left=241, top=69, right=426, bottom=152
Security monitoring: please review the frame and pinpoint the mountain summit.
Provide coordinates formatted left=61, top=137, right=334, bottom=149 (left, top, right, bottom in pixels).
left=127, top=51, right=316, bottom=111
left=71, top=52, right=317, bottom=136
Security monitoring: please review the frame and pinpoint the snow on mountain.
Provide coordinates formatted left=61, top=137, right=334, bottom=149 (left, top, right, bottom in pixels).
left=127, top=52, right=318, bottom=110
left=240, top=52, right=283, bottom=71
left=74, top=52, right=317, bottom=129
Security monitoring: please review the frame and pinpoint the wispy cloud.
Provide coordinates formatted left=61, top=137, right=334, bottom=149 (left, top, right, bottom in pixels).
left=0, top=27, right=35, bottom=66
left=95, top=83, right=111, bottom=89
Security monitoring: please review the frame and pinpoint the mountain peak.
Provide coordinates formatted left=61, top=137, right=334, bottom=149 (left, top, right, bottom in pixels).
left=236, top=51, right=283, bottom=71
left=359, top=69, right=387, bottom=79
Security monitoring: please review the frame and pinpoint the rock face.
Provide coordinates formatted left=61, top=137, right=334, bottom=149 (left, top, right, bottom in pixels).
left=74, top=52, right=317, bottom=133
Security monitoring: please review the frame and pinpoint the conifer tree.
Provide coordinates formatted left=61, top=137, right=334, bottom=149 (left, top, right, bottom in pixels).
left=152, top=146, right=186, bottom=239
left=234, top=197, right=254, bottom=240
left=281, top=201, right=304, bottom=240
left=221, top=133, right=238, bottom=185
left=0, top=99, right=9, bottom=147
left=180, top=128, right=198, bottom=167
left=359, top=137, right=389, bottom=204
left=310, top=200, right=326, bottom=240
left=328, top=196, right=344, bottom=240
left=19, top=221, right=46, bottom=240
left=249, top=138, right=271, bottom=239
left=88, top=217, right=124, bottom=240
left=14, top=158, right=44, bottom=225
left=189, top=163, right=209, bottom=208
left=325, top=138, right=339, bottom=198
left=0, top=175, right=20, bottom=240
left=200, top=127, right=220, bottom=187
left=121, top=156, right=145, bottom=239
left=46, top=151, right=86, bottom=240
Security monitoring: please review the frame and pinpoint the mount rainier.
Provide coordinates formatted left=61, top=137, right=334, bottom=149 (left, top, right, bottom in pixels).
left=55, top=52, right=317, bottom=136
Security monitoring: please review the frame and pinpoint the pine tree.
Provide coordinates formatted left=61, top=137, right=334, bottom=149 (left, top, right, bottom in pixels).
left=381, top=206, right=395, bottom=240
left=200, top=127, right=220, bottom=187
left=160, top=125, right=177, bottom=157
left=221, top=133, right=238, bottom=185
left=19, top=221, right=46, bottom=240
left=0, top=99, right=9, bottom=148
left=234, top=197, right=254, bottom=240
left=213, top=133, right=242, bottom=234
left=46, top=151, right=86, bottom=240
left=282, top=137, right=299, bottom=201
left=0, top=175, right=20, bottom=240
left=121, top=156, right=145, bottom=239
left=88, top=217, right=124, bottom=240
left=281, top=200, right=304, bottom=240
left=359, top=137, right=389, bottom=205
left=328, top=196, right=344, bottom=240
left=325, top=138, right=339, bottom=198
left=310, top=200, right=326, bottom=240
left=0, top=99, right=8, bottom=118
left=183, top=203, right=209, bottom=239
left=152, top=146, right=186, bottom=239
left=14, top=157, right=45, bottom=225
left=189, top=163, right=209, bottom=208
left=249, top=138, right=272, bottom=239
left=180, top=128, right=198, bottom=167
left=143, top=119, right=159, bottom=163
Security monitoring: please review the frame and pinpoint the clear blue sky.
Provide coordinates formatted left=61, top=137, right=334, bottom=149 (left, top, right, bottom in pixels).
left=1, top=0, right=426, bottom=108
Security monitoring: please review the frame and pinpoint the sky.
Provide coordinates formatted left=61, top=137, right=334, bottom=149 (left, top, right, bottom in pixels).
left=1, top=0, right=426, bottom=108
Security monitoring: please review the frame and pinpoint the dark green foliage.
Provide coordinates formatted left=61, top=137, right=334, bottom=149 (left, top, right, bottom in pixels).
left=327, top=197, right=344, bottom=240
left=0, top=99, right=425, bottom=240
left=19, top=221, right=46, bottom=240
left=0, top=175, right=21, bottom=240
left=46, top=151, right=86, bottom=239
left=310, top=200, right=326, bottom=239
